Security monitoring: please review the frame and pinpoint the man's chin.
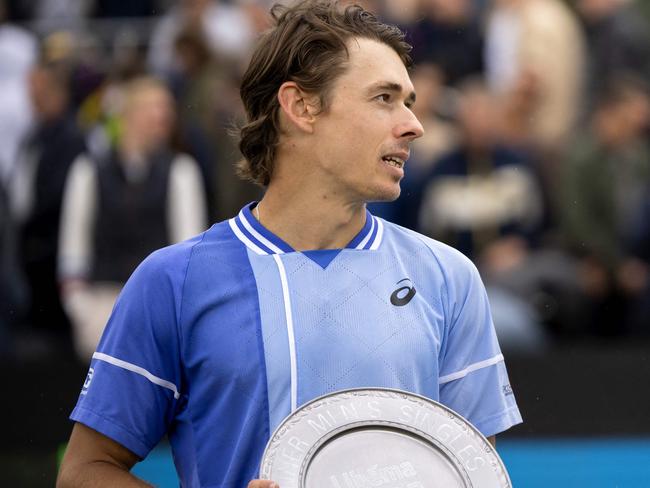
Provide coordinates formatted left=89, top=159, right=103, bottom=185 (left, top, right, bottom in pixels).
left=367, top=187, right=401, bottom=203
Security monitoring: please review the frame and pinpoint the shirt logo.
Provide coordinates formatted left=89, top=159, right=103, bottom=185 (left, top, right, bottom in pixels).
left=390, top=278, right=416, bottom=306
left=81, top=367, right=94, bottom=395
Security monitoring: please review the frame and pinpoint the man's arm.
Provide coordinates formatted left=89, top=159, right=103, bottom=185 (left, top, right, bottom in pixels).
left=56, top=423, right=151, bottom=488
left=59, top=423, right=281, bottom=488
left=488, top=435, right=496, bottom=448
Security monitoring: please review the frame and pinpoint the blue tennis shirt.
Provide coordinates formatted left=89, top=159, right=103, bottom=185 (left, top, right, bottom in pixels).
left=71, top=203, right=522, bottom=487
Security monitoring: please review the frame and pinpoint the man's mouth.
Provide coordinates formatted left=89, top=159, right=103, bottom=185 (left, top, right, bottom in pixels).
left=381, top=156, right=405, bottom=169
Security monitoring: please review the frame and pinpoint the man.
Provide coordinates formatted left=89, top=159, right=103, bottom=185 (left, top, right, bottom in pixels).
left=11, top=58, right=86, bottom=345
left=57, top=2, right=522, bottom=487
left=559, top=74, right=650, bottom=336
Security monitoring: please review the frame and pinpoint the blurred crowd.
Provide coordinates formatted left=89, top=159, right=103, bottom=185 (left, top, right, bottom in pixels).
left=1, top=0, right=649, bottom=362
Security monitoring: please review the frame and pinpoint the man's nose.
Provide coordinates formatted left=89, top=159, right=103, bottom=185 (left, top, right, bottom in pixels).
left=396, top=108, right=425, bottom=141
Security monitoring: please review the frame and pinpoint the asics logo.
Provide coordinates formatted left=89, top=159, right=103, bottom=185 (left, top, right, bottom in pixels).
left=390, top=278, right=416, bottom=306
left=81, top=367, right=94, bottom=395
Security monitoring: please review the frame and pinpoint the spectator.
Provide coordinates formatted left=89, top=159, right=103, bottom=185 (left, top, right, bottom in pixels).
left=58, top=76, right=208, bottom=361
left=0, top=183, right=27, bottom=357
left=171, top=27, right=220, bottom=218
left=576, top=0, right=650, bottom=114
left=0, top=0, right=37, bottom=185
left=485, top=0, right=585, bottom=154
left=407, top=0, right=484, bottom=86
left=418, top=79, right=549, bottom=351
left=148, top=0, right=254, bottom=79
left=419, top=79, right=543, bottom=258
left=172, top=27, right=261, bottom=221
left=9, top=58, right=86, bottom=346
left=559, top=74, right=650, bottom=335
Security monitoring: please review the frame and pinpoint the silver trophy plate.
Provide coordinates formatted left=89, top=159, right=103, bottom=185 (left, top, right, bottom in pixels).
left=259, top=388, right=511, bottom=488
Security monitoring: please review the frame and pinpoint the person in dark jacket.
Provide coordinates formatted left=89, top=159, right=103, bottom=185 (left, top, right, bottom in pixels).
left=10, top=59, right=85, bottom=345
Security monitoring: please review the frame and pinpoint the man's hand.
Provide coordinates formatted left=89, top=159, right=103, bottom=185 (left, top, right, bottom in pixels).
left=247, top=481, right=279, bottom=488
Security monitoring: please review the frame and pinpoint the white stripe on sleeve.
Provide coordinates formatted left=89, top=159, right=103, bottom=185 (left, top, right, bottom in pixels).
left=92, top=352, right=180, bottom=399
left=439, top=354, right=504, bottom=385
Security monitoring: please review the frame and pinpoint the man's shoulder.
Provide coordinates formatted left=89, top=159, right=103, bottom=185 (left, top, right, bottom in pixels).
left=380, top=219, right=476, bottom=274
left=135, top=220, right=235, bottom=278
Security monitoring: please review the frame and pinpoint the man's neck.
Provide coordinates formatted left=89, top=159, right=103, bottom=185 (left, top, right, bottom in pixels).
left=256, top=183, right=367, bottom=251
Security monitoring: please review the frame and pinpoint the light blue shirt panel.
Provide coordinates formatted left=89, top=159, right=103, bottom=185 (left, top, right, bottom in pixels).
left=405, top=229, right=521, bottom=433
left=436, top=250, right=502, bottom=376
left=246, top=216, right=521, bottom=438
left=277, top=244, right=447, bottom=412
left=247, top=250, right=292, bottom=431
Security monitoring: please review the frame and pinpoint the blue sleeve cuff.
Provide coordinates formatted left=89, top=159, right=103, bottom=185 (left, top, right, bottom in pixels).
left=472, top=405, right=523, bottom=438
left=70, top=405, right=153, bottom=459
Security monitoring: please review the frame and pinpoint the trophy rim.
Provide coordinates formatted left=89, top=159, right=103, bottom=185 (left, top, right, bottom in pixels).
left=259, top=387, right=512, bottom=488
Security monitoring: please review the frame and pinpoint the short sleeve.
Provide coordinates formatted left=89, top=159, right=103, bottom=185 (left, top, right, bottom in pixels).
left=70, top=246, right=189, bottom=458
left=438, top=254, right=522, bottom=438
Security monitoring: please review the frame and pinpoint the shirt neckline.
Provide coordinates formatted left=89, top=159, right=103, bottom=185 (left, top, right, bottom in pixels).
left=228, top=202, right=384, bottom=256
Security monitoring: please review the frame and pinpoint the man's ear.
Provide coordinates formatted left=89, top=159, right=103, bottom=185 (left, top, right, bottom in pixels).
left=277, top=81, right=318, bottom=134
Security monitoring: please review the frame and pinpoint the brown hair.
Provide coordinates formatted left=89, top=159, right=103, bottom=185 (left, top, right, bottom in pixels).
left=236, top=0, right=412, bottom=187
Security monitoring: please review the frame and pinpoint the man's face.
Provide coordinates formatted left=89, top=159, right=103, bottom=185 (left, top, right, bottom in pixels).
left=309, top=38, right=424, bottom=203
left=123, top=86, right=175, bottom=149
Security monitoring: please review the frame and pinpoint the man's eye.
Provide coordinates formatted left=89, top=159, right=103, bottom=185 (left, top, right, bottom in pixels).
left=376, top=94, right=391, bottom=103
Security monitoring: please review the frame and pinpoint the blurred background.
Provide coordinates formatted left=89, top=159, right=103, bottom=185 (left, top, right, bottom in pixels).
left=1, top=0, right=649, bottom=485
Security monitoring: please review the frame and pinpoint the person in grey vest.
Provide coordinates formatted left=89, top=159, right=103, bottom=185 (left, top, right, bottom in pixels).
left=58, top=76, right=208, bottom=361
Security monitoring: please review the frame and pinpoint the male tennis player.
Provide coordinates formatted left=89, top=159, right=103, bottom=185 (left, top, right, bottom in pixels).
left=57, top=1, right=522, bottom=487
